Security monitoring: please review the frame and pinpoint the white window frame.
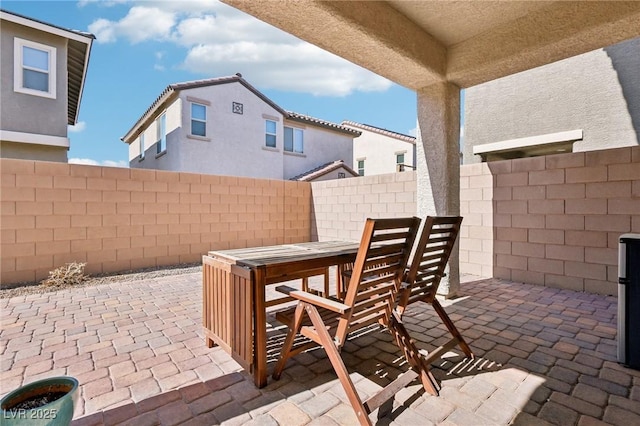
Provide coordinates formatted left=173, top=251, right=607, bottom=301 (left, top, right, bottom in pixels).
left=139, top=133, right=145, bottom=160
left=265, top=120, right=277, bottom=148
left=357, top=159, right=365, bottom=176
left=156, top=113, right=166, bottom=154
left=14, top=37, right=56, bottom=99
left=284, top=126, right=304, bottom=153
left=191, top=102, right=207, bottom=137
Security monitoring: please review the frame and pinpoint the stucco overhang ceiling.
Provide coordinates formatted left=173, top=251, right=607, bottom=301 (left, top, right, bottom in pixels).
left=221, top=0, right=640, bottom=90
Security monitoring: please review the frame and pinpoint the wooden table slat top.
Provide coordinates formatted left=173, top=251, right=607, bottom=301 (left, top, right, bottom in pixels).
left=208, top=241, right=360, bottom=268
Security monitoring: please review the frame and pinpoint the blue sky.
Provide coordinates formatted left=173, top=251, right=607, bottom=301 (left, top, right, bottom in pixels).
left=4, top=0, right=419, bottom=167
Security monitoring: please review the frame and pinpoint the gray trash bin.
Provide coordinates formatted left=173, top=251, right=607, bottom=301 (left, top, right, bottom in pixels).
left=618, top=234, right=640, bottom=370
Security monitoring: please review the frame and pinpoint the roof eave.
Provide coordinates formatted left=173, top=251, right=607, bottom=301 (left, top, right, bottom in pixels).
left=287, top=114, right=362, bottom=137
left=68, top=38, right=93, bottom=125
left=121, top=88, right=178, bottom=143
left=1, top=9, right=95, bottom=43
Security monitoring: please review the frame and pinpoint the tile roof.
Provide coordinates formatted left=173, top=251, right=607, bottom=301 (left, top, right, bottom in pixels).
left=122, top=74, right=359, bottom=142
left=290, top=160, right=359, bottom=181
left=341, top=120, right=416, bottom=144
left=287, top=112, right=361, bottom=136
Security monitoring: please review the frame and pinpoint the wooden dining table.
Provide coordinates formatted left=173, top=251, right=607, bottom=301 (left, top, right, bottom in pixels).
left=202, top=240, right=361, bottom=388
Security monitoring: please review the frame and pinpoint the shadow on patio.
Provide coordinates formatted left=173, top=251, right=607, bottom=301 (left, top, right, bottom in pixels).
left=1, top=271, right=638, bottom=425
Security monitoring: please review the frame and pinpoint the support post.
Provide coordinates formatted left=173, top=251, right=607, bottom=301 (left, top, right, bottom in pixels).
left=416, top=82, right=461, bottom=298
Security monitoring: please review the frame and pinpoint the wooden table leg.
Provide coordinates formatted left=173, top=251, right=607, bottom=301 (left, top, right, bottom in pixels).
left=253, top=267, right=268, bottom=388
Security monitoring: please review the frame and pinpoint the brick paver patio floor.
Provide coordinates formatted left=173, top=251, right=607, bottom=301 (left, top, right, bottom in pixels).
left=1, top=270, right=639, bottom=425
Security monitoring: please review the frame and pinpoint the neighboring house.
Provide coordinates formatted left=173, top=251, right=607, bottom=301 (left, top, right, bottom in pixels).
left=121, top=74, right=360, bottom=180
left=463, top=37, right=640, bottom=164
left=289, top=160, right=358, bottom=182
left=0, top=9, right=94, bottom=162
left=341, top=121, right=416, bottom=176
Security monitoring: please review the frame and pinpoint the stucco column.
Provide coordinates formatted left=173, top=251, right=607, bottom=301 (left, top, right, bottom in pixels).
left=416, top=82, right=461, bottom=298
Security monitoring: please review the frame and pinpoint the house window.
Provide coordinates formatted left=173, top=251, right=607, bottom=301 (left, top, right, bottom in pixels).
left=396, top=153, right=405, bottom=171
left=156, top=114, right=166, bottom=154
left=357, top=160, right=365, bottom=176
left=284, top=127, right=304, bottom=153
left=191, top=103, right=206, bottom=137
left=14, top=38, right=56, bottom=99
left=139, top=133, right=145, bottom=159
left=265, top=120, right=276, bottom=148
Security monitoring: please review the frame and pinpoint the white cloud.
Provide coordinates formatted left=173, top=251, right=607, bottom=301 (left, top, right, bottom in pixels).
left=183, top=42, right=390, bottom=96
left=78, top=0, right=130, bottom=8
left=89, top=6, right=175, bottom=44
left=68, top=121, right=86, bottom=133
left=69, top=158, right=129, bottom=168
left=102, top=160, right=129, bottom=168
left=87, top=0, right=392, bottom=96
left=88, top=18, right=117, bottom=43
left=69, top=158, right=99, bottom=165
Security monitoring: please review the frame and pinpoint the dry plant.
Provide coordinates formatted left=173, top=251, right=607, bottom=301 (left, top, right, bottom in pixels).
left=41, top=262, right=89, bottom=287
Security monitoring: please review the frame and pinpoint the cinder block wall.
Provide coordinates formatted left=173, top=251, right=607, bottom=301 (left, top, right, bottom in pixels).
left=310, top=171, right=417, bottom=241
left=460, top=146, right=640, bottom=295
left=0, top=159, right=311, bottom=286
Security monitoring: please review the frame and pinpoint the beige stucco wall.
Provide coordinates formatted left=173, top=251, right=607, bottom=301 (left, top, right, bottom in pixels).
left=129, top=97, right=182, bottom=162
left=350, top=127, right=416, bottom=176
left=282, top=122, right=354, bottom=180
left=1, top=21, right=70, bottom=163
left=0, top=21, right=69, bottom=138
left=0, top=159, right=310, bottom=286
left=128, top=82, right=353, bottom=181
left=0, top=141, right=67, bottom=162
left=463, top=37, right=640, bottom=164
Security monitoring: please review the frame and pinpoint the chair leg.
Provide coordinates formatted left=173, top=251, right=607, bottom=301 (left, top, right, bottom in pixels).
left=388, top=311, right=440, bottom=396
left=305, top=305, right=372, bottom=426
left=396, top=287, right=411, bottom=317
left=273, top=303, right=306, bottom=380
left=431, top=299, right=473, bottom=359
left=323, top=268, right=330, bottom=298
left=336, top=265, right=345, bottom=299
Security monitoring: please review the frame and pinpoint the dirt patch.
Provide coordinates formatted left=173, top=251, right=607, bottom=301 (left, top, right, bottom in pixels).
left=0, top=264, right=202, bottom=299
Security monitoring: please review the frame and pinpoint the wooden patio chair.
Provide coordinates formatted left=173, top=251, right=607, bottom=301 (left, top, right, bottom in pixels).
left=272, top=217, right=444, bottom=425
left=264, top=267, right=330, bottom=309
left=397, top=215, right=473, bottom=360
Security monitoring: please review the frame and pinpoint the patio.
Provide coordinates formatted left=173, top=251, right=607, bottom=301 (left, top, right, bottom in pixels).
left=1, top=269, right=638, bottom=425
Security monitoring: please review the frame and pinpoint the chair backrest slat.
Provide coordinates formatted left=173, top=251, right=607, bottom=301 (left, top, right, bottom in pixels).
left=334, top=217, right=420, bottom=344
left=403, top=216, right=462, bottom=305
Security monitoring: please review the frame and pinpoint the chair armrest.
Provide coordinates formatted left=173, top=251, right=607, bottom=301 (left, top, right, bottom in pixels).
left=275, top=285, right=350, bottom=314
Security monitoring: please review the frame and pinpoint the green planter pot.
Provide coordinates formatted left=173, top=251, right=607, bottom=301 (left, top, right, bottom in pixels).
left=0, top=376, right=78, bottom=426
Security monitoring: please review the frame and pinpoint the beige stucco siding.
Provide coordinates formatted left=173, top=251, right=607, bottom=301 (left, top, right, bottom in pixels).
left=0, top=21, right=68, bottom=139
left=129, top=97, right=181, bottom=165
left=129, top=80, right=355, bottom=180
left=463, top=37, right=640, bottom=164
left=282, top=123, right=353, bottom=180
left=351, top=128, right=415, bottom=176
left=178, top=83, right=284, bottom=179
